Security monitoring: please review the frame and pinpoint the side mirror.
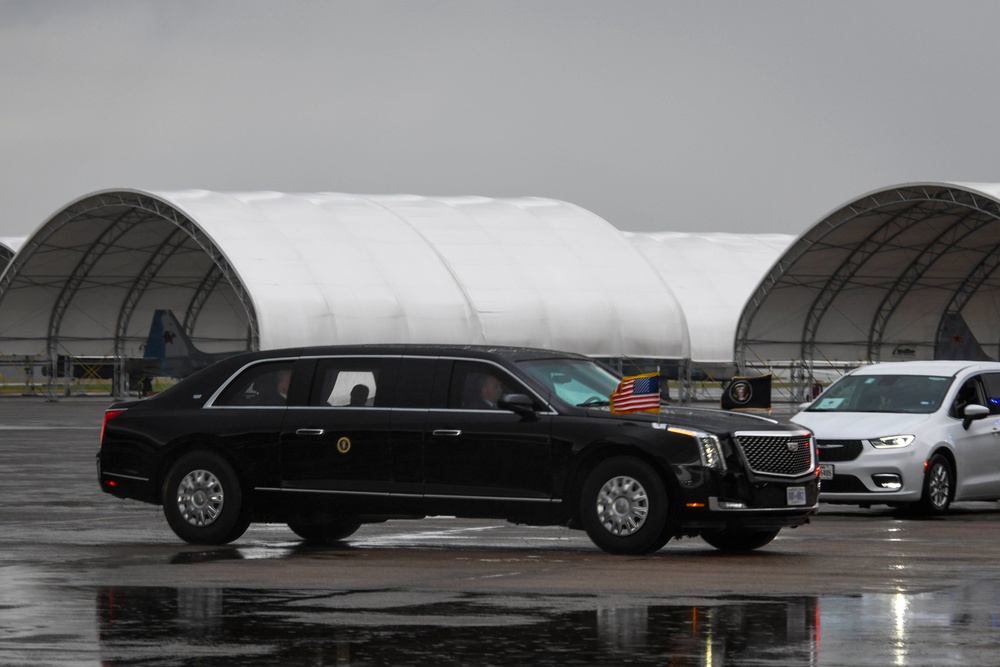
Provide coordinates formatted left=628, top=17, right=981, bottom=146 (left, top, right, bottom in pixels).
left=962, top=404, right=990, bottom=430
left=498, top=393, right=537, bottom=419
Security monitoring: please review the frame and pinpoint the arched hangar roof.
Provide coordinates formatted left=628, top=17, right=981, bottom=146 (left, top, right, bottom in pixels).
left=627, top=232, right=793, bottom=366
left=0, top=189, right=690, bottom=364
left=735, top=182, right=1000, bottom=373
left=0, top=237, right=22, bottom=269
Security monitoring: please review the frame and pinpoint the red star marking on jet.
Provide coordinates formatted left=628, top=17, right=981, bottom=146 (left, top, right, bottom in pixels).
left=163, top=330, right=175, bottom=344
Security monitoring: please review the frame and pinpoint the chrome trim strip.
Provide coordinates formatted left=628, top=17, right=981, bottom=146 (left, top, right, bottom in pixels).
left=256, top=487, right=560, bottom=503
left=422, top=494, right=558, bottom=503
left=263, top=487, right=399, bottom=498
left=707, top=497, right=819, bottom=512
left=104, top=471, right=150, bottom=482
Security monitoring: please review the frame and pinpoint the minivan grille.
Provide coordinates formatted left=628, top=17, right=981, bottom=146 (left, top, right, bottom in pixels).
left=734, top=432, right=814, bottom=477
left=816, top=440, right=864, bottom=462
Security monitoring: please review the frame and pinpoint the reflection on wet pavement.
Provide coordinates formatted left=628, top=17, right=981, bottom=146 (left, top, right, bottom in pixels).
left=95, top=587, right=819, bottom=666
left=82, top=584, right=998, bottom=666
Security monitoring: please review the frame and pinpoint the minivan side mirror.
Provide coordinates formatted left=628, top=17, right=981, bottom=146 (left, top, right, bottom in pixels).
left=498, top=393, right=537, bottom=419
left=962, top=404, right=990, bottom=430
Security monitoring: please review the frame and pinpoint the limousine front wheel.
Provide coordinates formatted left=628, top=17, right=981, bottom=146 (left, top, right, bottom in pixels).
left=580, top=456, right=669, bottom=555
left=163, top=451, right=250, bottom=545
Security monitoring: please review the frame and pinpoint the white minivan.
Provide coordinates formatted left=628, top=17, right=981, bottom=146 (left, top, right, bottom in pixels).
left=792, top=360, right=1000, bottom=513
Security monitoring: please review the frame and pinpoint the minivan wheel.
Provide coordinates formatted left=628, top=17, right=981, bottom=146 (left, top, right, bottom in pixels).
left=917, top=455, right=953, bottom=514
left=700, top=527, right=780, bottom=552
left=287, top=517, right=362, bottom=544
left=163, top=451, right=250, bottom=545
left=579, top=456, right=669, bottom=555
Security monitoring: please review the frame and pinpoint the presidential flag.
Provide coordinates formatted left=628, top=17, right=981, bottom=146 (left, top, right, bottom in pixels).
left=610, top=372, right=661, bottom=414
left=721, top=374, right=772, bottom=412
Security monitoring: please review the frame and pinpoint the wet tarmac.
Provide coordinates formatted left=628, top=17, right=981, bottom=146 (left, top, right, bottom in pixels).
left=2, top=398, right=1000, bottom=665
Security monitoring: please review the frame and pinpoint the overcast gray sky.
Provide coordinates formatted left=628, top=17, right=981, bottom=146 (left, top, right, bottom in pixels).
left=3, top=0, right=1000, bottom=238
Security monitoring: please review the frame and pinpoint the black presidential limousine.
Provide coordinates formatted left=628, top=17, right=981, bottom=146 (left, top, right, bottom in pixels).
left=98, top=345, right=819, bottom=554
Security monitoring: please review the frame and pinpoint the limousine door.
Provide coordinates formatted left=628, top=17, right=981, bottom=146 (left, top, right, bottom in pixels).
left=279, top=357, right=397, bottom=501
left=421, top=360, right=554, bottom=505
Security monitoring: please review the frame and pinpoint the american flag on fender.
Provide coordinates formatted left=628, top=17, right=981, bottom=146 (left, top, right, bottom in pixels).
left=610, top=373, right=661, bottom=414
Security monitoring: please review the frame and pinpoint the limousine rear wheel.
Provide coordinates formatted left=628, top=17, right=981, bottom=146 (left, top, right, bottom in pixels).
left=287, top=517, right=362, bottom=544
left=163, top=451, right=250, bottom=545
left=580, top=456, right=669, bottom=555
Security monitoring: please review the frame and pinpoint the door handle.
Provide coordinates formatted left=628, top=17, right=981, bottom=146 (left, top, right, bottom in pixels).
left=432, top=429, right=462, bottom=437
left=295, top=428, right=325, bottom=436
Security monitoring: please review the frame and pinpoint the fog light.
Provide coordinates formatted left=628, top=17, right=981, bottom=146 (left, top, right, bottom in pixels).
left=872, top=474, right=902, bottom=490
left=718, top=501, right=748, bottom=509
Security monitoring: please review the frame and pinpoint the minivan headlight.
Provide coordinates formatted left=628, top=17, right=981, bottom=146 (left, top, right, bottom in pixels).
left=870, top=435, right=914, bottom=449
left=670, top=427, right=726, bottom=469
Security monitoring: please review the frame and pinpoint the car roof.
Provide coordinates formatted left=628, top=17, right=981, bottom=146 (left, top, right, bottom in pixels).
left=847, top=360, right=1000, bottom=377
left=244, top=343, right=592, bottom=364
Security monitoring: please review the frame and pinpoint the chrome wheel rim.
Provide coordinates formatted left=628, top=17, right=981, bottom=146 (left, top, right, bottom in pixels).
left=176, top=469, right=224, bottom=527
left=595, top=475, right=649, bottom=536
left=927, top=463, right=950, bottom=509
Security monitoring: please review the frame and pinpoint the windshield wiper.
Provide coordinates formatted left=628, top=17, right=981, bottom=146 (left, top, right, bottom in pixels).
left=578, top=397, right=611, bottom=407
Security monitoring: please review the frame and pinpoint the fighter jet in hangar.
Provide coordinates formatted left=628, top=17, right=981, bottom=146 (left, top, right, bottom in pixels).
left=58, top=310, right=238, bottom=384
left=140, top=309, right=241, bottom=378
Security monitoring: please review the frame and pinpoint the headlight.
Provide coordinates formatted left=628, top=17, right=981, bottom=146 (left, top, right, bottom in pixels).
left=870, top=435, right=914, bottom=449
left=669, top=427, right=726, bottom=470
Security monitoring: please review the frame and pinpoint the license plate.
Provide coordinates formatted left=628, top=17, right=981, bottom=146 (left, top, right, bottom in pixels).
left=819, top=464, right=834, bottom=481
left=786, top=486, right=806, bottom=506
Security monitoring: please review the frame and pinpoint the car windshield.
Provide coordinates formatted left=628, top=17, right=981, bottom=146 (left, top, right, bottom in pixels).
left=808, top=374, right=953, bottom=414
left=517, top=358, right=623, bottom=407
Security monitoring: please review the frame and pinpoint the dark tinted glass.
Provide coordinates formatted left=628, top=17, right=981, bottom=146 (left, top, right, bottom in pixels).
left=448, top=361, right=523, bottom=410
left=393, top=357, right=440, bottom=408
left=214, top=361, right=295, bottom=407
left=979, top=373, right=1000, bottom=415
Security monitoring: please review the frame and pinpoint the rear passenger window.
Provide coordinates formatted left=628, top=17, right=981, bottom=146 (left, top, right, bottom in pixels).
left=214, top=361, right=295, bottom=407
left=310, top=358, right=392, bottom=407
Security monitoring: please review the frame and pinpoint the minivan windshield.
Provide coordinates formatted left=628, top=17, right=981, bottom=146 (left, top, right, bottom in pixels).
left=808, top=374, right=953, bottom=414
left=518, top=358, right=623, bottom=407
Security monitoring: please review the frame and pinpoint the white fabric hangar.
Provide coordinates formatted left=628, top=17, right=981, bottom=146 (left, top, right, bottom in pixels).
left=626, top=231, right=793, bottom=377
left=0, top=189, right=690, bottom=389
left=735, top=182, right=1000, bottom=398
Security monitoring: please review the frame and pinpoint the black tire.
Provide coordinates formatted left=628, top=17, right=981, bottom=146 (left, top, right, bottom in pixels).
left=700, top=527, right=780, bottom=552
left=579, top=456, right=670, bottom=555
left=917, top=454, right=953, bottom=514
left=163, top=451, right=250, bottom=545
left=287, top=516, right=362, bottom=544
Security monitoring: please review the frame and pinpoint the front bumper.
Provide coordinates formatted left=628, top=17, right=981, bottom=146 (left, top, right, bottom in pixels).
left=818, top=446, right=926, bottom=504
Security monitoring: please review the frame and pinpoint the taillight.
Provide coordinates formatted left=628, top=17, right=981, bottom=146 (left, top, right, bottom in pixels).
left=100, top=409, right=126, bottom=444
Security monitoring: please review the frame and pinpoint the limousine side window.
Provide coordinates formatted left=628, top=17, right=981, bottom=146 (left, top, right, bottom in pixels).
left=214, top=361, right=296, bottom=407
left=448, top=361, right=524, bottom=410
left=308, top=357, right=400, bottom=408
left=392, top=357, right=439, bottom=408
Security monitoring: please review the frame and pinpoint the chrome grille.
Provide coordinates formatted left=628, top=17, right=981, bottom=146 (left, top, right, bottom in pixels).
left=734, top=432, right=814, bottom=477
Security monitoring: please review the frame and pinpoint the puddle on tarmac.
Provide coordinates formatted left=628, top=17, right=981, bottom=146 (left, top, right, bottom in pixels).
left=85, top=584, right=1000, bottom=666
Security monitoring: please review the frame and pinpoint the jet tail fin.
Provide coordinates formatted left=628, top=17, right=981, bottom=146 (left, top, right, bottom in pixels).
left=934, top=311, right=995, bottom=361
left=143, top=309, right=214, bottom=376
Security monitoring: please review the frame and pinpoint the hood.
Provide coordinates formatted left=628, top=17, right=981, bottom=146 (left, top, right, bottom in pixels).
left=594, top=405, right=806, bottom=435
left=791, top=410, right=934, bottom=438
